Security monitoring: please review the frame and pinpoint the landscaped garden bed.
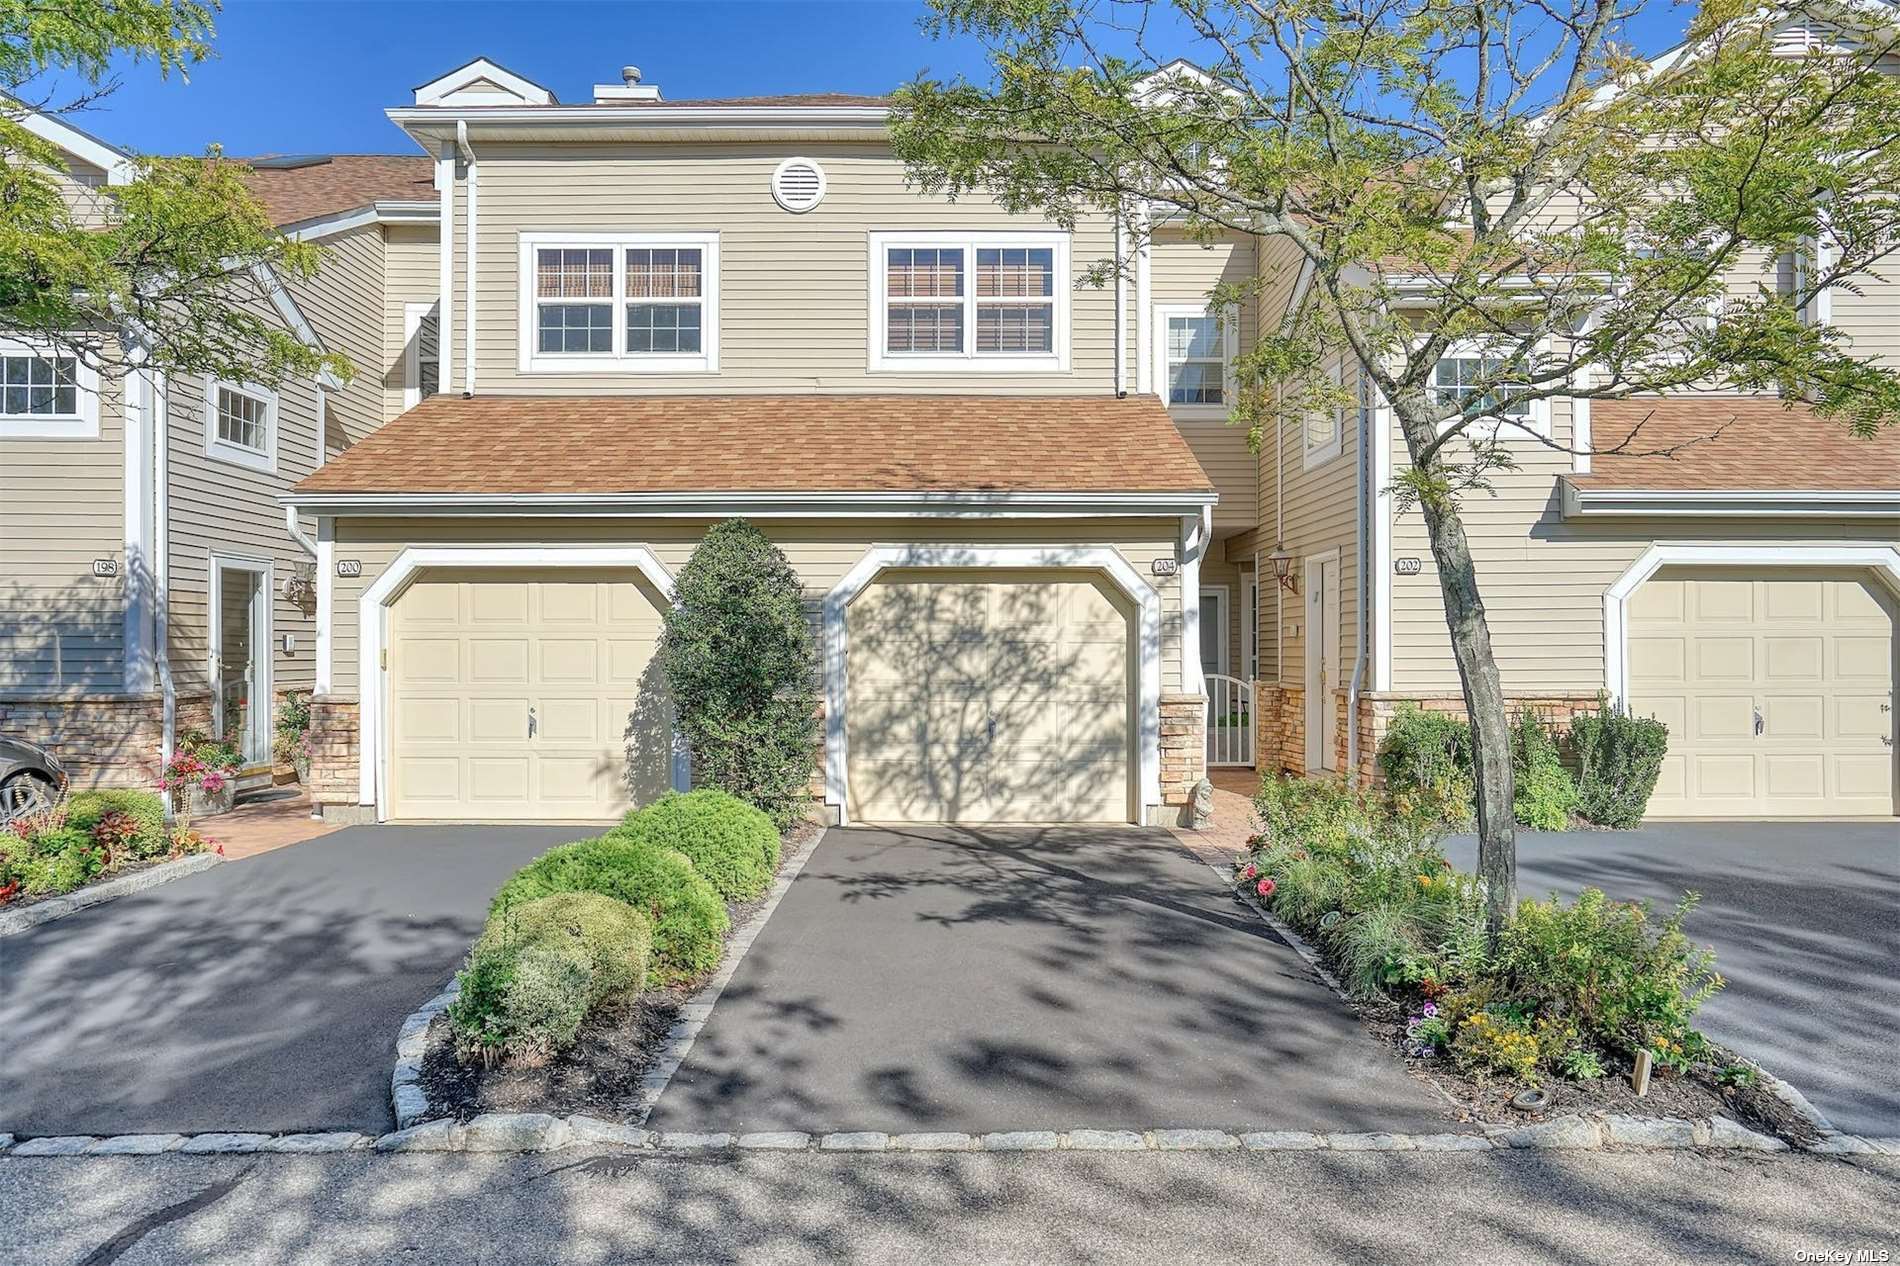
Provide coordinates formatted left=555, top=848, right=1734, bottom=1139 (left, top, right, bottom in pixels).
left=0, top=788, right=216, bottom=911
left=1230, top=770, right=1818, bottom=1147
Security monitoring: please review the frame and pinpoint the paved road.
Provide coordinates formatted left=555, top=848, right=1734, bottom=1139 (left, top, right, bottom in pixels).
left=0, top=825, right=575, bottom=1136
left=3, top=1150, right=1896, bottom=1264
left=649, top=825, right=1452, bottom=1135
left=1445, top=821, right=1900, bottom=1137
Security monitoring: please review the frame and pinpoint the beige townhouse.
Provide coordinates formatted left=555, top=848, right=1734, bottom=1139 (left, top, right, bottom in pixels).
left=0, top=110, right=442, bottom=795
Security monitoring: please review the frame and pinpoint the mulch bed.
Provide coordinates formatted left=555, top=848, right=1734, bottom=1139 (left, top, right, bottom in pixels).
left=418, top=815, right=824, bottom=1124
left=1357, top=995, right=1822, bottom=1146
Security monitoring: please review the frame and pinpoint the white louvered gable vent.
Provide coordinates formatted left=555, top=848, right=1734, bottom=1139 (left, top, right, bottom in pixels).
left=771, top=158, right=827, bottom=213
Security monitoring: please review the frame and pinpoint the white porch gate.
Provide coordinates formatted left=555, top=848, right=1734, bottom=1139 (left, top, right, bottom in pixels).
left=1205, top=673, right=1255, bottom=768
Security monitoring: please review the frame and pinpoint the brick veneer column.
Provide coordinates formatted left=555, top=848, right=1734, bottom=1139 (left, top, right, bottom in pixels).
left=1158, top=692, right=1207, bottom=816
left=305, top=696, right=362, bottom=818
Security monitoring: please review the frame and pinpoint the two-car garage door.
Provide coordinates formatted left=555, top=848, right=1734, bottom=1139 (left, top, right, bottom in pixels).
left=1628, top=568, right=1897, bottom=817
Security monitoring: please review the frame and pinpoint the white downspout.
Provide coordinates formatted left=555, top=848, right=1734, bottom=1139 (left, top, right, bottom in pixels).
left=153, top=371, right=175, bottom=771
left=1347, top=377, right=1370, bottom=786
left=283, top=504, right=318, bottom=558
left=435, top=143, right=454, bottom=396
left=1114, top=213, right=1127, bottom=396
left=457, top=120, right=477, bottom=397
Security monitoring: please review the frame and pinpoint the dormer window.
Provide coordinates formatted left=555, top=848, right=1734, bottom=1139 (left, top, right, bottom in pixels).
left=869, top=231, right=1070, bottom=373
left=518, top=232, right=719, bottom=373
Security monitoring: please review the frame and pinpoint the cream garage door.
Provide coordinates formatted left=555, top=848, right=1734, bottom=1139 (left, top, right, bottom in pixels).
left=846, top=569, right=1135, bottom=823
left=387, top=569, right=672, bottom=821
left=1629, top=568, right=1896, bottom=817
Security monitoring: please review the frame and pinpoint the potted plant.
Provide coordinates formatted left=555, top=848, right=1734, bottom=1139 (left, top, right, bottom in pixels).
left=273, top=692, right=313, bottom=784
left=162, top=733, right=245, bottom=820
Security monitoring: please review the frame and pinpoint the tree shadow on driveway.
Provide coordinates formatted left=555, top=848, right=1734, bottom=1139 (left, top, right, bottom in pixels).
left=647, top=825, right=1453, bottom=1135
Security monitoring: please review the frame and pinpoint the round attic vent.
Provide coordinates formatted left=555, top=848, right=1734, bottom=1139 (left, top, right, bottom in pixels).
left=771, top=157, right=827, bottom=213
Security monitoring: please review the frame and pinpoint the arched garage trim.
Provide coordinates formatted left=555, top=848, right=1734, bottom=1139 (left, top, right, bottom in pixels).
left=1603, top=542, right=1900, bottom=706
left=823, top=545, right=1163, bottom=824
left=358, top=545, right=681, bottom=819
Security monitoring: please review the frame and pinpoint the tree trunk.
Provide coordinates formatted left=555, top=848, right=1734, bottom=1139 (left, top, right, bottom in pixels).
left=1392, top=402, right=1518, bottom=941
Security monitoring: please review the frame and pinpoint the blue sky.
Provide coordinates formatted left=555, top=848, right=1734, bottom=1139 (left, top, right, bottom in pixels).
left=61, top=0, right=1694, bottom=158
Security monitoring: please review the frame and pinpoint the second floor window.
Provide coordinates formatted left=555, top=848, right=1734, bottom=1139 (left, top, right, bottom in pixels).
left=0, top=341, right=96, bottom=438
left=203, top=380, right=276, bottom=474
left=519, top=232, right=720, bottom=373
left=1154, top=303, right=1237, bottom=417
left=1432, top=356, right=1531, bottom=421
left=870, top=231, right=1070, bottom=373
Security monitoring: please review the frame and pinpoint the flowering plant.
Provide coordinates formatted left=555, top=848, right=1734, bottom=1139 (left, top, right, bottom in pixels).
left=1255, top=877, right=1276, bottom=899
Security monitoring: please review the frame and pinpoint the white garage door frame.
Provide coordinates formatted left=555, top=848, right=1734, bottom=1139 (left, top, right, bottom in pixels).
left=357, top=545, right=683, bottom=820
left=1604, top=543, right=1900, bottom=707
left=822, top=545, right=1163, bottom=825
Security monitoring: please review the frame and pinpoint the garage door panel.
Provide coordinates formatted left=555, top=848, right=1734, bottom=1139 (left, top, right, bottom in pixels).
left=1631, top=568, right=1894, bottom=818
left=388, top=571, right=669, bottom=821
left=846, top=569, right=1134, bottom=824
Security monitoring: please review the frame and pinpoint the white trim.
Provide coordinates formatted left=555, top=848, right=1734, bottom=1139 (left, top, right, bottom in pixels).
left=866, top=230, right=1071, bottom=374
left=1153, top=302, right=1238, bottom=419
left=1303, top=548, right=1342, bottom=773
left=1371, top=393, right=1394, bottom=692
left=202, top=378, right=278, bottom=474
left=121, top=369, right=156, bottom=692
left=1571, top=373, right=1593, bottom=475
left=517, top=231, right=721, bottom=374
left=315, top=518, right=334, bottom=695
left=389, top=104, right=890, bottom=139
left=282, top=488, right=1217, bottom=518
left=1602, top=543, right=1900, bottom=706
left=1135, top=211, right=1153, bottom=394
left=208, top=553, right=274, bottom=767
left=1199, top=584, right=1232, bottom=676
left=0, top=339, right=100, bottom=438
left=821, top=545, right=1163, bottom=824
left=402, top=301, right=440, bottom=410
left=1564, top=486, right=1900, bottom=518
left=460, top=123, right=478, bottom=397
left=1428, top=339, right=1553, bottom=441
left=281, top=200, right=442, bottom=244
left=153, top=371, right=175, bottom=764
left=413, top=57, right=555, bottom=107
left=356, top=545, right=680, bottom=817
left=14, top=109, right=133, bottom=183
left=251, top=264, right=328, bottom=359
left=436, top=148, right=455, bottom=395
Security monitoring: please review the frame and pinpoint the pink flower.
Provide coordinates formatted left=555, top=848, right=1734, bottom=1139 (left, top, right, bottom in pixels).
left=1241, top=862, right=1258, bottom=881
left=1256, top=877, right=1276, bottom=898
left=201, top=771, right=225, bottom=793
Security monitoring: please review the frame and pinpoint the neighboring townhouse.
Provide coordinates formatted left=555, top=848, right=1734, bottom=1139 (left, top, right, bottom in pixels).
left=285, top=58, right=1237, bottom=828
left=1240, top=210, right=1900, bottom=820
left=0, top=114, right=442, bottom=793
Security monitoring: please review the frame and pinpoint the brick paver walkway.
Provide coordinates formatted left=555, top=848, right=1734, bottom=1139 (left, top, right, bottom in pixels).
left=196, top=789, right=337, bottom=860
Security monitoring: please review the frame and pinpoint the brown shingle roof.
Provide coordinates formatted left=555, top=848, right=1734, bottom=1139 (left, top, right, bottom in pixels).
left=1570, top=396, right=1900, bottom=492
left=293, top=394, right=1214, bottom=498
left=237, top=155, right=437, bottom=228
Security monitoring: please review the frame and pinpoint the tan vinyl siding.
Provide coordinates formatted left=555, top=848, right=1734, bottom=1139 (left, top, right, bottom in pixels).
left=457, top=142, right=1120, bottom=396
left=1831, top=268, right=1900, bottom=373
left=165, top=365, right=322, bottom=699
left=285, top=223, right=386, bottom=458
left=382, top=225, right=441, bottom=419
left=0, top=373, right=127, bottom=692
left=1153, top=230, right=1258, bottom=531
left=324, top=518, right=1184, bottom=703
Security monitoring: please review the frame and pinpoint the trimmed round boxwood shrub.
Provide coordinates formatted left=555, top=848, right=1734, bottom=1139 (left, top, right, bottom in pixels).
left=614, top=790, right=778, bottom=902
left=450, top=891, right=654, bottom=1065
left=64, top=789, right=168, bottom=857
left=493, top=836, right=728, bottom=985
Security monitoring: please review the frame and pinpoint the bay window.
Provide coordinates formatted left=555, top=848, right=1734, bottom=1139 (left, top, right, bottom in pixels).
left=518, top=232, right=719, bottom=372
left=870, top=231, right=1070, bottom=372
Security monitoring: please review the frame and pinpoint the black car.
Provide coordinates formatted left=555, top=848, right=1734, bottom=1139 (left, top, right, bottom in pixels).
left=0, top=736, right=67, bottom=825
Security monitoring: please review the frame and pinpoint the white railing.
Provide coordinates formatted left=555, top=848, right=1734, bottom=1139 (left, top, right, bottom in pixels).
left=1205, top=673, right=1254, bottom=768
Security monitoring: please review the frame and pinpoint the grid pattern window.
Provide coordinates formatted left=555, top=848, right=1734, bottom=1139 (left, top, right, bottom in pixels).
left=871, top=232, right=1070, bottom=371
left=216, top=386, right=269, bottom=452
left=1165, top=314, right=1224, bottom=406
left=0, top=354, right=78, bottom=417
left=1433, top=356, right=1531, bottom=419
left=887, top=248, right=965, bottom=353
left=625, top=248, right=703, bottom=354
left=521, top=235, right=719, bottom=371
left=1303, top=361, right=1345, bottom=467
left=974, top=247, right=1054, bottom=354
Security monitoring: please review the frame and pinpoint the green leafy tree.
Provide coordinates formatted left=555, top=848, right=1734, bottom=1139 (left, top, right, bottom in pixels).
left=657, top=519, right=820, bottom=829
left=892, top=0, right=1900, bottom=937
left=1, top=0, right=343, bottom=383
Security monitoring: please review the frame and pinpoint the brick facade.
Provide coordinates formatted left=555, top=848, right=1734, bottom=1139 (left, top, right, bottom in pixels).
left=1158, top=691, right=1207, bottom=818
left=0, top=693, right=213, bottom=791
left=305, top=695, right=363, bottom=819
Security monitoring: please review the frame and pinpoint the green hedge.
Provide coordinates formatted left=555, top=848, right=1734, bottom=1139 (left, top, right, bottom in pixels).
left=1569, top=697, right=1670, bottom=829
left=64, top=788, right=169, bottom=857
left=493, top=836, right=728, bottom=985
left=615, top=790, right=778, bottom=902
left=450, top=891, right=653, bottom=1063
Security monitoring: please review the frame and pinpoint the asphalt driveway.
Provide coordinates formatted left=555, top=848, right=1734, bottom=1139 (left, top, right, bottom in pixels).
left=648, top=825, right=1453, bottom=1135
left=0, top=825, right=574, bottom=1137
left=1445, top=821, right=1900, bottom=1137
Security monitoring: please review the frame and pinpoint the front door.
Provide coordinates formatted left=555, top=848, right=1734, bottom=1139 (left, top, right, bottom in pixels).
left=1305, top=555, right=1340, bottom=773
left=212, top=559, right=271, bottom=767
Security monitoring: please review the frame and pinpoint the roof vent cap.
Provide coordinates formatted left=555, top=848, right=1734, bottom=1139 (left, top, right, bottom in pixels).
left=622, top=65, right=642, bottom=85
left=771, top=157, right=827, bottom=213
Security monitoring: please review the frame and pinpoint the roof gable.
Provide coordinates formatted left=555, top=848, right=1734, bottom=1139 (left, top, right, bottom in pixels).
left=412, top=57, right=556, bottom=107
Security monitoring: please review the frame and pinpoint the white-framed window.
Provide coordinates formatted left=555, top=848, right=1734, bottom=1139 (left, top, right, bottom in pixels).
left=1429, top=341, right=1550, bottom=439
left=868, top=230, right=1070, bottom=373
left=516, top=231, right=720, bottom=373
left=203, top=379, right=277, bottom=473
left=1153, top=302, right=1238, bottom=418
left=403, top=300, right=440, bottom=409
left=1303, top=360, right=1345, bottom=469
left=0, top=340, right=98, bottom=439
